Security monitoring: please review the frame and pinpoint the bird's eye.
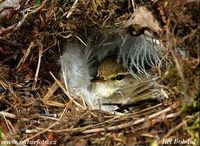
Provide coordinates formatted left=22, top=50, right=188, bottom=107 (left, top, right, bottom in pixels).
left=115, top=74, right=124, bottom=81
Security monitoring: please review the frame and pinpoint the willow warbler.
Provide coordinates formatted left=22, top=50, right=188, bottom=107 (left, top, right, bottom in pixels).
left=60, top=32, right=162, bottom=112
left=91, top=57, right=159, bottom=109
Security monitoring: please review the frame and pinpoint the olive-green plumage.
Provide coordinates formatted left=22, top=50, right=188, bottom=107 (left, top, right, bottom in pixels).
left=91, top=57, right=159, bottom=106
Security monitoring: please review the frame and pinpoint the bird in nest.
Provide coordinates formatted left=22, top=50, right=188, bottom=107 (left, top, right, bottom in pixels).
left=60, top=31, right=163, bottom=113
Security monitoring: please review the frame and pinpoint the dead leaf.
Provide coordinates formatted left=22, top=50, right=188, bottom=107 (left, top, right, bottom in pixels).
left=125, top=6, right=162, bottom=35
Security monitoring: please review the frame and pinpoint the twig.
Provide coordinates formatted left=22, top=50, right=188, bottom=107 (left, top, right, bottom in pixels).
left=21, top=100, right=72, bottom=143
left=1, top=112, right=16, bottom=135
left=161, top=119, right=188, bottom=140
left=169, top=36, right=189, bottom=104
left=0, top=111, right=17, bottom=119
left=0, top=37, right=20, bottom=47
left=81, top=102, right=179, bottom=134
left=38, top=115, right=59, bottom=121
left=0, top=23, right=17, bottom=36
left=17, top=41, right=34, bottom=70
left=15, top=0, right=47, bottom=30
left=8, top=83, right=21, bottom=106
left=36, top=112, right=179, bottom=134
left=130, top=103, right=163, bottom=116
left=49, top=72, right=85, bottom=109
left=130, top=0, right=137, bottom=11
left=32, top=41, right=43, bottom=89
left=177, top=29, right=198, bottom=45
left=63, top=0, right=79, bottom=18
left=43, top=81, right=66, bottom=107
left=75, top=35, right=87, bottom=47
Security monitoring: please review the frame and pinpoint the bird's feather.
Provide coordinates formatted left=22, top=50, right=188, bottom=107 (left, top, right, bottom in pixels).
left=60, top=31, right=162, bottom=112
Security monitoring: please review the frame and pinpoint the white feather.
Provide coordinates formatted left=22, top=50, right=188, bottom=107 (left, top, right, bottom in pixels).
left=60, top=32, right=162, bottom=112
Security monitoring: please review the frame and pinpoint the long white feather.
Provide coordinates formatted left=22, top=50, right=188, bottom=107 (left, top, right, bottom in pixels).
left=60, top=32, right=162, bottom=112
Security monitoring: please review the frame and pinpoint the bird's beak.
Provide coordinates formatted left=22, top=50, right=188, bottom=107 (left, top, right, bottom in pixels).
left=91, top=76, right=106, bottom=83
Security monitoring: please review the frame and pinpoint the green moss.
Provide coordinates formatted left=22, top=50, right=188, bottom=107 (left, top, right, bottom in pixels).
left=35, top=0, right=42, bottom=5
